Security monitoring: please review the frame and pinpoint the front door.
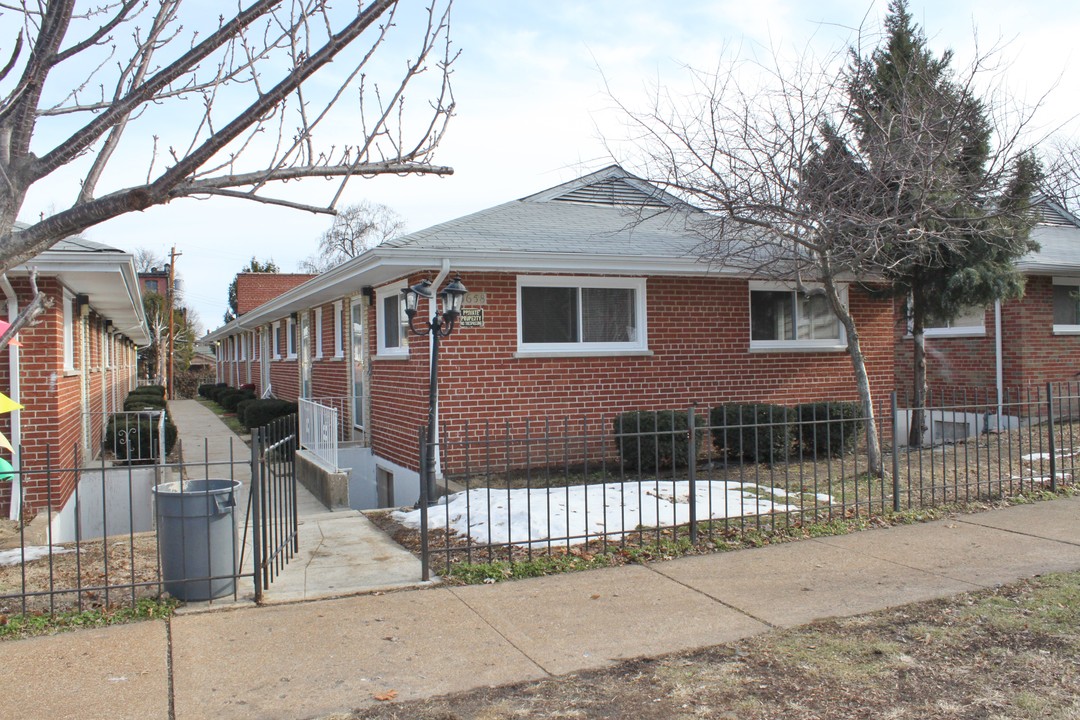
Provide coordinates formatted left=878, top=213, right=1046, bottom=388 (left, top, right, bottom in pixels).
left=350, top=298, right=365, bottom=433
left=299, top=313, right=312, bottom=398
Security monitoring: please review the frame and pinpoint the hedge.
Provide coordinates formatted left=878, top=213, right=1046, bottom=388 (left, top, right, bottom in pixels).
left=613, top=410, right=695, bottom=472
left=124, top=394, right=167, bottom=411
left=104, top=412, right=178, bottom=462
left=242, top=399, right=298, bottom=429
left=236, top=398, right=258, bottom=427
left=129, top=385, right=165, bottom=399
left=197, top=383, right=216, bottom=399
left=794, top=402, right=862, bottom=457
left=710, top=404, right=796, bottom=463
left=221, top=389, right=256, bottom=413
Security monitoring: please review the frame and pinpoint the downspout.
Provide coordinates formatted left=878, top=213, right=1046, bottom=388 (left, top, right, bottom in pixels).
left=994, top=300, right=1004, bottom=429
left=1, top=274, right=22, bottom=521
left=429, top=260, right=451, bottom=480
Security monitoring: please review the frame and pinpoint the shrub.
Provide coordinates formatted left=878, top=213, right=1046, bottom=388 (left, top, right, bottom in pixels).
left=710, top=404, right=796, bottom=463
left=129, top=385, right=165, bottom=399
left=124, top=394, right=166, bottom=411
left=243, top=399, right=298, bottom=429
left=239, top=383, right=256, bottom=392
left=236, top=399, right=258, bottom=427
left=208, top=384, right=232, bottom=403
left=794, top=402, right=862, bottom=457
left=613, top=410, right=696, bottom=472
left=221, top=389, right=256, bottom=413
left=104, top=412, right=178, bottom=462
left=197, top=383, right=216, bottom=399
left=173, top=370, right=214, bottom=399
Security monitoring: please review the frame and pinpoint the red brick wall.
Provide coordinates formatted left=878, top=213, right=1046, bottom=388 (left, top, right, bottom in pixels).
left=369, top=272, right=898, bottom=473
left=235, top=273, right=315, bottom=315
left=894, top=276, right=1080, bottom=400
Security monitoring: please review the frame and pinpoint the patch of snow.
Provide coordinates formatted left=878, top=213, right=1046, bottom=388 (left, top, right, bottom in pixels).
left=394, top=480, right=829, bottom=547
left=1022, top=448, right=1080, bottom=462
left=0, top=545, right=72, bottom=566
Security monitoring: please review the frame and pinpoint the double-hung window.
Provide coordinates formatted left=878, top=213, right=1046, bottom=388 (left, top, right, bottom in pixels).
left=376, top=282, right=409, bottom=357
left=1053, top=277, right=1080, bottom=334
left=749, top=281, right=845, bottom=351
left=286, top=316, right=297, bottom=358
left=62, top=290, right=75, bottom=371
left=517, top=276, right=647, bottom=355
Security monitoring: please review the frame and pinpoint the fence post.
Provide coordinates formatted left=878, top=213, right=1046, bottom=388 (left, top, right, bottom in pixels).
left=688, top=406, right=697, bottom=545
left=891, top=392, right=901, bottom=513
left=419, top=425, right=430, bottom=582
left=250, top=426, right=263, bottom=603
left=1047, top=382, right=1057, bottom=492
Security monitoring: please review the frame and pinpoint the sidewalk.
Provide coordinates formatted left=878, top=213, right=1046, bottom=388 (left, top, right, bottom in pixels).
left=166, top=399, right=426, bottom=603
left=2, top=492, right=1078, bottom=719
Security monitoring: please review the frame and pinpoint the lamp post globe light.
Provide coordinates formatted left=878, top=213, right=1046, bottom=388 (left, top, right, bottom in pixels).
left=401, top=275, right=467, bottom=505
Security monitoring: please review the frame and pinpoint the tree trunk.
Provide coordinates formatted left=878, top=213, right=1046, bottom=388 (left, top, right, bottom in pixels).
left=823, top=279, right=883, bottom=476
left=909, top=299, right=928, bottom=447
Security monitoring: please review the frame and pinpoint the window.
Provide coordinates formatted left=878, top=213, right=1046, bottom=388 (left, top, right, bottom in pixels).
left=924, top=304, right=986, bottom=337
left=315, top=307, right=324, bottom=359
left=1053, top=278, right=1080, bottom=334
left=516, top=276, right=647, bottom=354
left=272, top=322, right=282, bottom=359
left=102, top=325, right=110, bottom=368
left=286, top=317, right=297, bottom=358
left=63, top=290, right=75, bottom=371
left=749, top=282, right=845, bottom=351
left=334, top=300, right=344, bottom=358
left=376, top=283, right=409, bottom=357
left=145, top=279, right=159, bottom=293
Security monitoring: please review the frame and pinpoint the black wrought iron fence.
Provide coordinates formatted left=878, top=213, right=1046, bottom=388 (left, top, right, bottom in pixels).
left=0, top=415, right=299, bottom=617
left=411, top=383, right=1080, bottom=578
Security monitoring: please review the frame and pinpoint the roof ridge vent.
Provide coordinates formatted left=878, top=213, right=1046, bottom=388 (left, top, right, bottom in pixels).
left=551, top=177, right=668, bottom=208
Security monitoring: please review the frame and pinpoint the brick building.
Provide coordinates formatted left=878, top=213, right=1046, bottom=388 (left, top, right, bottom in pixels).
left=0, top=236, right=150, bottom=528
left=894, top=199, right=1080, bottom=399
left=206, top=166, right=897, bottom=508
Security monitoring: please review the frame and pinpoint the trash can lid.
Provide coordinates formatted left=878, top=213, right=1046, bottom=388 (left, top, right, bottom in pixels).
left=152, top=479, right=241, bottom=495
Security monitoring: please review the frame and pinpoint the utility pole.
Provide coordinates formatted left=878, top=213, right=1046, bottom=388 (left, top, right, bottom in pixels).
left=166, top=246, right=182, bottom=399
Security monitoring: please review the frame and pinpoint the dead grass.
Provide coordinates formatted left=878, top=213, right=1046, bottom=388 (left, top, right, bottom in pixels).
left=0, top=526, right=161, bottom=615
left=345, top=571, right=1080, bottom=720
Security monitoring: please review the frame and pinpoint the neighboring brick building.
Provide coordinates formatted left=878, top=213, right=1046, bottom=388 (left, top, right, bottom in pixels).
left=0, top=236, right=150, bottom=527
left=895, top=199, right=1080, bottom=400
left=137, top=266, right=170, bottom=296
left=235, top=273, right=315, bottom=315
left=206, top=166, right=898, bottom=508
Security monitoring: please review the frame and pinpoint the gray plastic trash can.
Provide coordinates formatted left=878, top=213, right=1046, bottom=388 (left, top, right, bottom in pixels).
left=152, top=479, right=240, bottom=601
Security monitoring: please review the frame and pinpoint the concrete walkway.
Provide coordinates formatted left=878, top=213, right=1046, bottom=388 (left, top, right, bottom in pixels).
left=1, top=492, right=1078, bottom=719
left=163, top=399, right=426, bottom=604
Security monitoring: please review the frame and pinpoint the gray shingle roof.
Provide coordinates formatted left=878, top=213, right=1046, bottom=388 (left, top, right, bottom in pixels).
left=383, top=165, right=710, bottom=259
left=1019, top=199, right=1080, bottom=273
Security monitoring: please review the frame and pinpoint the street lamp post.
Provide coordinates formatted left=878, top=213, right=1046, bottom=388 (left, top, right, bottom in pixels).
left=402, top=275, right=467, bottom=505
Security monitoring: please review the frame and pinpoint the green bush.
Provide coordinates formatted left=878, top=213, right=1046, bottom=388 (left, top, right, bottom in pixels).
left=129, top=385, right=165, bottom=398
left=123, top=393, right=166, bottom=411
left=208, top=384, right=232, bottom=403
left=221, top=389, right=256, bottom=413
left=613, top=410, right=696, bottom=472
left=104, top=412, right=177, bottom=462
left=197, top=383, right=216, bottom=399
left=710, top=404, right=796, bottom=463
left=236, top=398, right=258, bottom=427
left=794, top=402, right=862, bottom=457
left=243, top=399, right=298, bottom=429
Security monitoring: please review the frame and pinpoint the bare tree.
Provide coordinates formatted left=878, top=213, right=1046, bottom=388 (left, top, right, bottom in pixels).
left=0, top=0, right=457, bottom=345
left=298, top=200, right=404, bottom=272
left=612, top=1, right=1042, bottom=470
left=132, top=248, right=166, bottom=273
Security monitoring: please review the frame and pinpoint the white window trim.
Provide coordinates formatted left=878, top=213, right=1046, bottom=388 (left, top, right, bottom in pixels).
left=315, top=306, right=324, bottom=359
left=62, top=289, right=75, bottom=372
left=334, top=300, right=345, bottom=359
left=376, top=282, right=409, bottom=358
left=1052, top=276, right=1080, bottom=335
left=286, top=316, right=298, bottom=359
left=515, top=275, right=649, bottom=356
left=748, top=281, right=848, bottom=352
left=272, top=321, right=282, bottom=360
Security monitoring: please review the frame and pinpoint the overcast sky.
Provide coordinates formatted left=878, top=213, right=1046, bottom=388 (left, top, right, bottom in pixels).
left=17, top=0, right=1080, bottom=332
